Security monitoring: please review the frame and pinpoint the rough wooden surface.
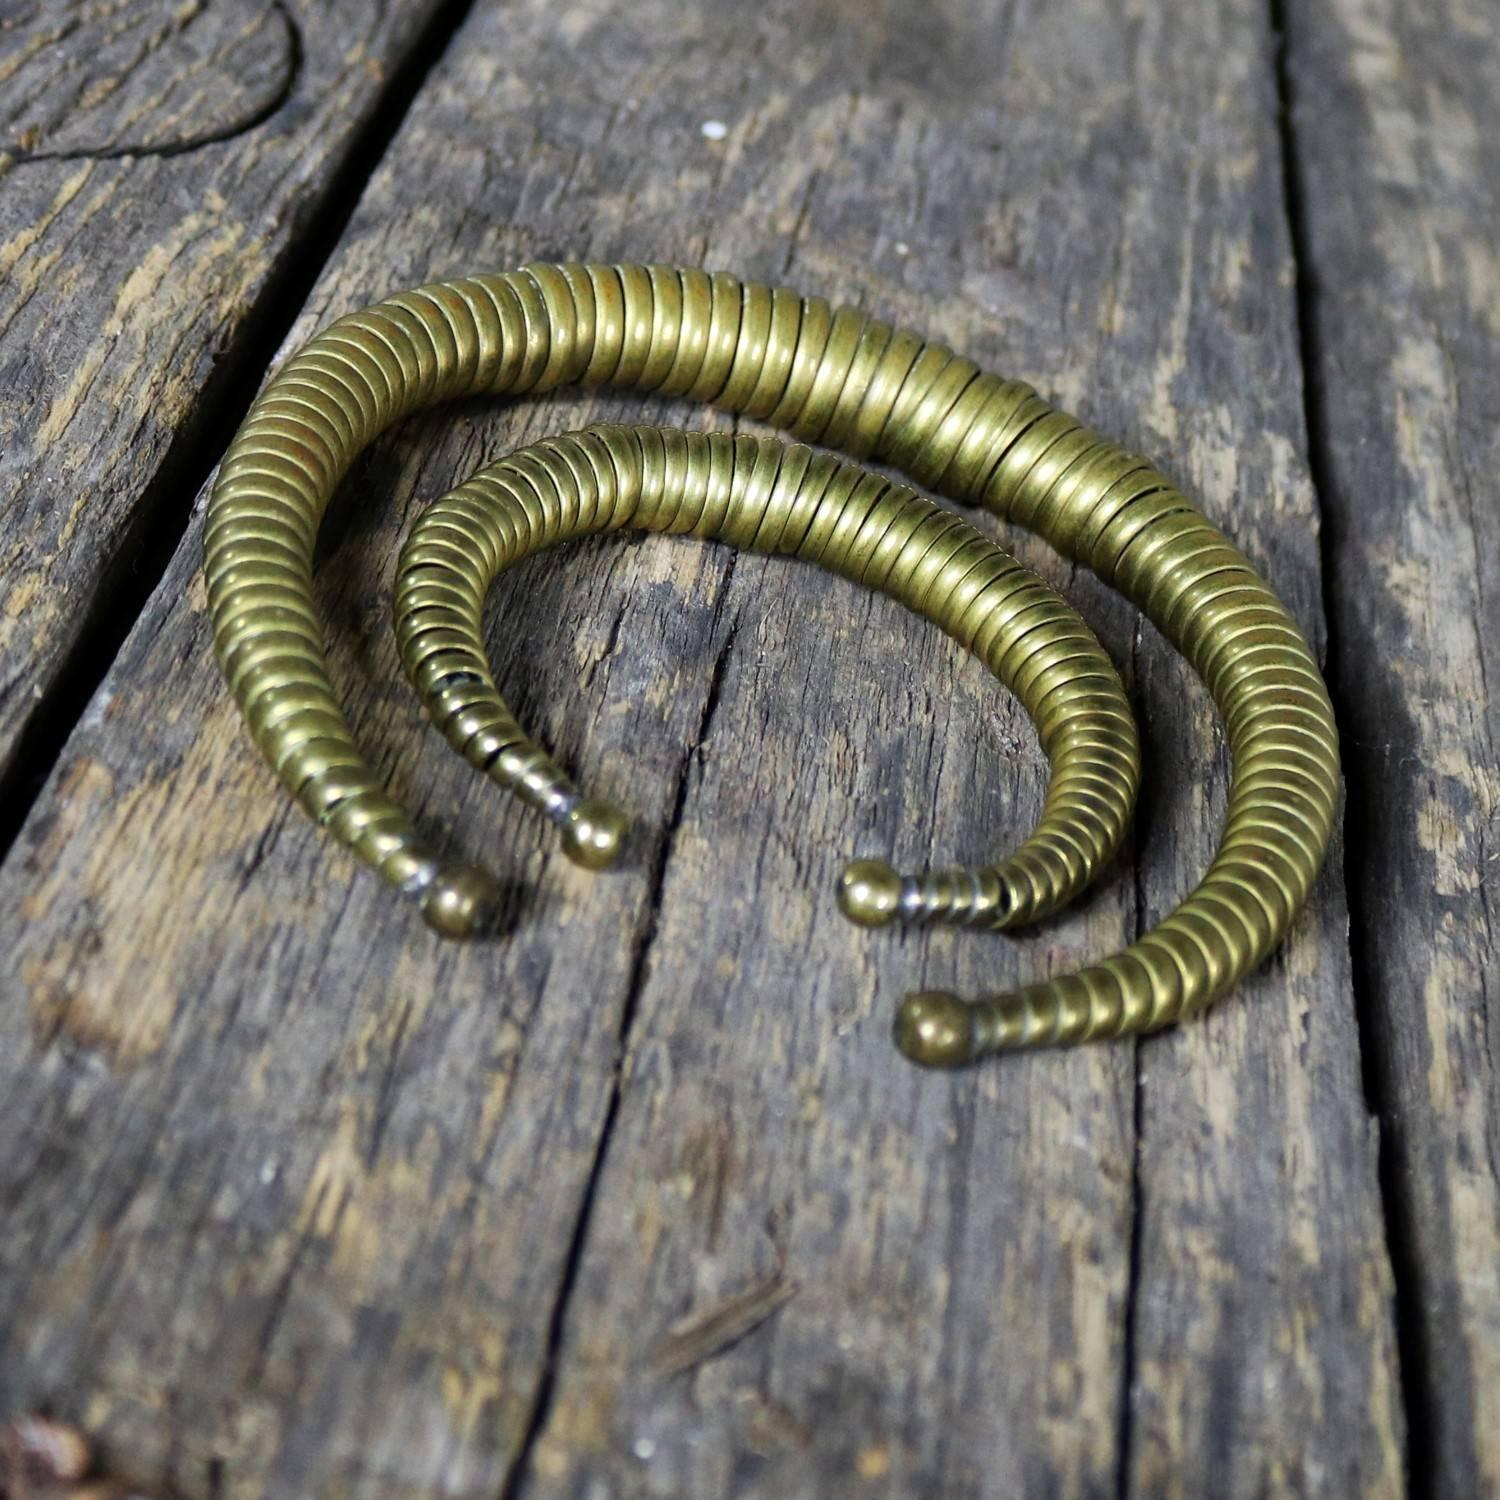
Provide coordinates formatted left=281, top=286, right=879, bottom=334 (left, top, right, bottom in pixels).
left=3, top=0, right=1492, bottom=1492
left=1285, top=0, right=1500, bottom=1492
left=0, top=0, right=460, bottom=788
left=0, top=1, right=295, bottom=160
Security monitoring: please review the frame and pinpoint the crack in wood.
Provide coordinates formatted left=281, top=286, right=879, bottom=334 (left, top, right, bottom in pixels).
left=1267, top=0, right=1423, bottom=1493
left=496, top=563, right=743, bottom=1500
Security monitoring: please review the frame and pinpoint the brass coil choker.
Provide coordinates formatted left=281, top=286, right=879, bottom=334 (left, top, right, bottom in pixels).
left=204, top=263, right=1339, bottom=1068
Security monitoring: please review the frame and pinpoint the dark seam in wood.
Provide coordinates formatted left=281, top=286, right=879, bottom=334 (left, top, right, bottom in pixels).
left=2, top=0, right=304, bottom=166
left=1268, top=0, right=1424, bottom=1491
left=365, top=991, right=420, bottom=1169
left=1115, top=1049, right=1145, bottom=1500
left=0, top=0, right=483, bottom=868
left=1115, top=616, right=1148, bottom=1500
left=244, top=1175, right=333, bottom=1389
left=497, top=560, right=742, bottom=1500
left=932, top=1068, right=976, bottom=1489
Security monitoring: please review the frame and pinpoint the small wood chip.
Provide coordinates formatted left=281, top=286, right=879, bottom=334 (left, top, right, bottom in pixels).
left=0, top=1414, right=159, bottom=1500
left=1, top=1414, right=91, bottom=1489
left=648, top=1272, right=799, bottom=1377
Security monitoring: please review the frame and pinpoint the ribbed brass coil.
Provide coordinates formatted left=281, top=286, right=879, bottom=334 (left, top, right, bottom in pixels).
left=392, top=422, right=1140, bottom=932
left=203, top=262, right=1340, bottom=1067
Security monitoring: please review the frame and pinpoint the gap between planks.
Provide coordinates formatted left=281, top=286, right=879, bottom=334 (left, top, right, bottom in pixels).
left=1269, top=0, right=1424, bottom=1492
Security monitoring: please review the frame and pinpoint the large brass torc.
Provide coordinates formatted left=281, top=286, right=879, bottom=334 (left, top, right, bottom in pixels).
left=204, top=263, right=1339, bottom=1067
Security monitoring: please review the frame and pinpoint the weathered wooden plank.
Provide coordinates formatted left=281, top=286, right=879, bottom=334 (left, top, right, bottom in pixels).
left=0, top=0, right=1401, bottom=1496
left=515, top=3, right=1405, bottom=1496
left=1284, top=0, right=1500, bottom=1492
left=0, top=0, right=461, bottom=787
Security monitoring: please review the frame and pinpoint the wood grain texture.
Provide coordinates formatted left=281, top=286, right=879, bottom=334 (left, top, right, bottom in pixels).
left=0, top=0, right=295, bottom=159
left=0, top=0, right=1403, bottom=1495
left=1285, top=0, right=1500, bottom=1492
left=0, top=0, right=457, bottom=786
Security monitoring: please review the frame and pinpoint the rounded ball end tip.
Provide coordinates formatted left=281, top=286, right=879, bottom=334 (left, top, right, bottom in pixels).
left=561, top=799, right=630, bottom=870
left=838, top=858, right=902, bottom=928
left=422, top=863, right=501, bottom=938
left=894, top=991, right=977, bottom=1069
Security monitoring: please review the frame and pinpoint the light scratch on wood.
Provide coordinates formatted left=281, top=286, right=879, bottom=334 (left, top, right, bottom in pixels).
left=648, top=1272, right=800, bottom=1377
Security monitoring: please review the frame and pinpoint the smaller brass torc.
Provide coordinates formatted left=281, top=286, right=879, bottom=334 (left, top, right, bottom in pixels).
left=393, top=423, right=1140, bottom=941
left=204, top=262, right=1340, bottom=1067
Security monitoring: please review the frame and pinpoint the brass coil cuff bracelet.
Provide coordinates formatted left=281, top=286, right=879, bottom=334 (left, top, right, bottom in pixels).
left=204, top=262, right=1339, bottom=1067
left=393, top=422, right=1140, bottom=933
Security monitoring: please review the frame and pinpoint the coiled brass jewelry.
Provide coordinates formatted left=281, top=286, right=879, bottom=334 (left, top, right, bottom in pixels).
left=204, top=262, right=1339, bottom=1067
left=393, top=422, right=1140, bottom=932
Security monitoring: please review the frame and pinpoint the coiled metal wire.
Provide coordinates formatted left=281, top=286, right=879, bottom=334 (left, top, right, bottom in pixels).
left=393, top=422, right=1140, bottom=933
left=204, top=262, right=1339, bottom=1067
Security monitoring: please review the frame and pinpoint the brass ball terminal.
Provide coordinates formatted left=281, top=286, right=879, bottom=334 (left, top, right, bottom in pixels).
left=894, top=992, right=978, bottom=1069
left=838, top=859, right=904, bottom=927
left=559, top=798, right=631, bottom=870
left=421, top=863, right=502, bottom=938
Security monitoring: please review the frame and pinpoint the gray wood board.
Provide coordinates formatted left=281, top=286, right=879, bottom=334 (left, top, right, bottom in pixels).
left=0, top=0, right=459, bottom=784
left=1285, top=0, right=1500, bottom=1491
left=0, top=0, right=1402, bottom=1495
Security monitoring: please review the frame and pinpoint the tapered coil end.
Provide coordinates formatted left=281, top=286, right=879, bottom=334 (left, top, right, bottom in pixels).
left=838, top=858, right=903, bottom=928
left=421, top=863, right=502, bottom=938
left=893, top=991, right=977, bottom=1069
left=560, top=799, right=631, bottom=871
